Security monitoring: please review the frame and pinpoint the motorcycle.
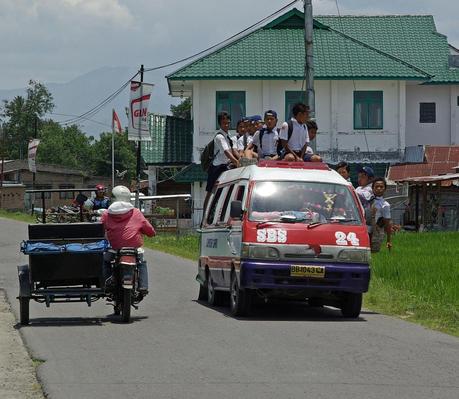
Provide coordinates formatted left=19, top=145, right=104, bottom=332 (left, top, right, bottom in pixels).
left=106, top=248, right=146, bottom=323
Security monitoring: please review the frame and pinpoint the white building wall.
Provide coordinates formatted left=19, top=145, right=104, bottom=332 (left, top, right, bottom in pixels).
left=406, top=84, right=452, bottom=145
left=192, top=79, right=405, bottom=162
left=450, top=85, right=459, bottom=144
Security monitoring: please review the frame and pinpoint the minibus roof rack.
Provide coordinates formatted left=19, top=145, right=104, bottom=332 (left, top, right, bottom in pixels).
left=257, top=160, right=330, bottom=170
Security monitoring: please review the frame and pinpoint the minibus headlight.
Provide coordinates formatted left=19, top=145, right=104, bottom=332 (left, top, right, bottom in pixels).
left=241, top=244, right=280, bottom=260
left=337, top=248, right=370, bottom=263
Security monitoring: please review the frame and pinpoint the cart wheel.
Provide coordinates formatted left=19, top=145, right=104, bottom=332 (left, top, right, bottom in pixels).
left=19, top=297, right=30, bottom=325
left=113, top=303, right=121, bottom=315
left=121, top=288, right=132, bottom=323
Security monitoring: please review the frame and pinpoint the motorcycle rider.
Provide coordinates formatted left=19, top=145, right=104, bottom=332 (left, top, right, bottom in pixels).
left=84, top=184, right=110, bottom=211
left=100, top=185, right=155, bottom=294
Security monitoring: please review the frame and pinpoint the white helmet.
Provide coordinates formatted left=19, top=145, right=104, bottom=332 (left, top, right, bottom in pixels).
left=112, top=185, right=131, bottom=203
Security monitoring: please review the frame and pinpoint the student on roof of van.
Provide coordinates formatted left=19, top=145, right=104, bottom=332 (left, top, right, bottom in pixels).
left=237, top=115, right=257, bottom=158
left=280, top=103, right=310, bottom=162
left=246, top=110, right=280, bottom=160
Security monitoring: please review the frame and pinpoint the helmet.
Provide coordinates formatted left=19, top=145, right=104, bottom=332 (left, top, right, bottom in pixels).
left=95, top=184, right=106, bottom=192
left=112, top=185, right=131, bottom=203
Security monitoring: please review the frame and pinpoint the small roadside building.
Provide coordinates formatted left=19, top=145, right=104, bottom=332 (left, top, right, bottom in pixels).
left=165, top=8, right=459, bottom=225
left=388, top=145, right=459, bottom=230
left=1, top=160, right=112, bottom=209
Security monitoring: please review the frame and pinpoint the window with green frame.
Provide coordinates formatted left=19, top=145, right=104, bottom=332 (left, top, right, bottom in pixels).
left=216, top=91, right=246, bottom=129
left=285, top=91, right=305, bottom=121
left=354, top=91, right=383, bottom=129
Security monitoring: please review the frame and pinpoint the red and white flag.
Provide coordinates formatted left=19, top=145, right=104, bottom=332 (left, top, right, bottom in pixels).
left=112, top=109, right=122, bottom=134
left=28, top=139, right=40, bottom=173
left=128, top=80, right=154, bottom=141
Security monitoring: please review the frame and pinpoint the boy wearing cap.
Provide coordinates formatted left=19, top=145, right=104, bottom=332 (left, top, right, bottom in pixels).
left=248, top=110, right=280, bottom=159
left=280, top=103, right=310, bottom=162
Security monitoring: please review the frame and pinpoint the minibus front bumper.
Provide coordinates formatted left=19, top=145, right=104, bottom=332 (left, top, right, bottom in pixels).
left=239, top=260, right=370, bottom=293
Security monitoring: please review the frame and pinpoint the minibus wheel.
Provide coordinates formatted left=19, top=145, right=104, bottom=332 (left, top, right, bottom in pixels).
left=340, top=293, right=362, bottom=318
left=198, top=280, right=208, bottom=301
left=230, top=272, right=252, bottom=317
left=207, top=274, right=224, bottom=306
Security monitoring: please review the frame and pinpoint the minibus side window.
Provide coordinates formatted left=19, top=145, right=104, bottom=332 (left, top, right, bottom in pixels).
left=236, top=184, right=246, bottom=207
left=219, top=184, right=235, bottom=223
left=206, top=187, right=224, bottom=225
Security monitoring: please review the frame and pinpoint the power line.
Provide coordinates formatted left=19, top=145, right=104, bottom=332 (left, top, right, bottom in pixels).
left=50, top=112, right=112, bottom=129
left=59, top=70, right=139, bottom=126
left=143, top=0, right=301, bottom=73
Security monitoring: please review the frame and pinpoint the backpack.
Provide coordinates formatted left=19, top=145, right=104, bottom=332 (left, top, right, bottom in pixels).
left=200, top=132, right=228, bottom=172
left=274, top=120, right=294, bottom=155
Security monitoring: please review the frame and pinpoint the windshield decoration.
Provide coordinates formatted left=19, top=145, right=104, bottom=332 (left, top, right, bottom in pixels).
left=323, top=193, right=337, bottom=212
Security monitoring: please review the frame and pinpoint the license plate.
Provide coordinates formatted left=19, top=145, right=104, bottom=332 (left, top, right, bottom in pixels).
left=290, top=265, right=325, bottom=278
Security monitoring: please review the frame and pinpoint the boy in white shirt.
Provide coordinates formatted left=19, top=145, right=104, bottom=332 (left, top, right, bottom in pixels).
left=247, top=110, right=280, bottom=160
left=279, top=103, right=310, bottom=162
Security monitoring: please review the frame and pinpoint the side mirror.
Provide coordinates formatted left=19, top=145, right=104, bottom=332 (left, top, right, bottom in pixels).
left=230, top=200, right=243, bottom=219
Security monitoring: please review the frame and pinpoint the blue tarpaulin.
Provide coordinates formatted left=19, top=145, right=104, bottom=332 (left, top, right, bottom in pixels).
left=21, top=240, right=109, bottom=254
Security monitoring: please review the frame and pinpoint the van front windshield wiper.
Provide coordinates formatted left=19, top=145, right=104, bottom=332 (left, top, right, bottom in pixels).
left=327, top=217, right=359, bottom=223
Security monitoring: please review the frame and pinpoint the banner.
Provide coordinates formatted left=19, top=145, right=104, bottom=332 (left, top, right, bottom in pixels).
left=128, top=81, right=154, bottom=141
left=112, top=110, right=123, bottom=134
left=28, top=139, right=40, bottom=173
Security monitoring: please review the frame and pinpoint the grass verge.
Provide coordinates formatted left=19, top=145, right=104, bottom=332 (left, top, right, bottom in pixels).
left=0, top=209, right=35, bottom=223
left=144, top=233, right=200, bottom=261
left=146, top=231, right=459, bottom=337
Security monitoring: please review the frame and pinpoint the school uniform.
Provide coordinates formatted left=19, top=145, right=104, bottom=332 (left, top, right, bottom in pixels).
left=279, top=117, right=309, bottom=157
left=252, top=128, right=279, bottom=158
left=206, top=129, right=237, bottom=192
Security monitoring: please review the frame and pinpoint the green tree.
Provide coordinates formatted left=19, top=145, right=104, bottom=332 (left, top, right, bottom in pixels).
left=37, top=121, right=94, bottom=170
left=170, top=97, right=191, bottom=119
left=91, top=132, right=137, bottom=180
left=1, top=80, right=54, bottom=159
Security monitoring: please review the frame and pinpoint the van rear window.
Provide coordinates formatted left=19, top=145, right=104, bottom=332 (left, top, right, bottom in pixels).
left=249, top=181, right=362, bottom=225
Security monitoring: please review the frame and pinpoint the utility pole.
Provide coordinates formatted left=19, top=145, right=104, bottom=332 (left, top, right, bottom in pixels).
left=0, top=125, right=4, bottom=189
left=304, top=0, right=315, bottom=121
left=31, top=115, right=38, bottom=215
left=135, top=65, right=144, bottom=209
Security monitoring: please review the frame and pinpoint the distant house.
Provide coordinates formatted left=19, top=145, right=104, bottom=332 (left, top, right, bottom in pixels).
left=1, top=160, right=113, bottom=209
left=165, top=8, right=459, bottom=225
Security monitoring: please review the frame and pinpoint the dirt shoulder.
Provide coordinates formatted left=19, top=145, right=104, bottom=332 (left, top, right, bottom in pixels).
left=0, top=290, right=44, bottom=399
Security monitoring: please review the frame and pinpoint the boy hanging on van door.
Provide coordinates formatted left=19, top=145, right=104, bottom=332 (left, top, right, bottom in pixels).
left=202, top=111, right=240, bottom=223
left=280, top=103, right=310, bottom=162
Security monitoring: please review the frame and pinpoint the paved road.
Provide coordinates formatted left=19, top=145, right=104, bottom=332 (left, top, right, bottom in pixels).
left=0, top=218, right=458, bottom=399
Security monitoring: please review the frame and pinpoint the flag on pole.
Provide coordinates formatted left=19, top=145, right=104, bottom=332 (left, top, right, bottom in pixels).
left=112, top=110, right=123, bottom=134
left=28, top=139, right=40, bottom=173
left=128, top=80, right=154, bottom=141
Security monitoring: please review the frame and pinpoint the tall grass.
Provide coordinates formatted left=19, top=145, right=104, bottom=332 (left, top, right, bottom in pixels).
left=366, top=232, right=459, bottom=336
left=0, top=209, right=35, bottom=223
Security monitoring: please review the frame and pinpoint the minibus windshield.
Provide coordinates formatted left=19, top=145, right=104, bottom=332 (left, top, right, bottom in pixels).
left=249, top=181, right=362, bottom=225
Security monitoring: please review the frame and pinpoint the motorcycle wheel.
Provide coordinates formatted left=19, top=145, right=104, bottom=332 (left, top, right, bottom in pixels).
left=121, top=288, right=132, bottom=323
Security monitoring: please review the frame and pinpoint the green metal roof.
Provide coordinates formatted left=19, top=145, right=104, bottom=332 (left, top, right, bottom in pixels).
left=142, top=114, right=193, bottom=165
left=168, top=10, right=458, bottom=84
left=173, top=163, right=207, bottom=183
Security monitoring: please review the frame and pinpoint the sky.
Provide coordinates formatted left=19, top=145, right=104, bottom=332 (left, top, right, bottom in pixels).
left=0, top=0, right=458, bottom=123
